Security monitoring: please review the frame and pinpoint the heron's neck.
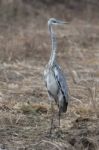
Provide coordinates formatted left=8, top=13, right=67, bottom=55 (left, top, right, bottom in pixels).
left=48, top=25, right=57, bottom=66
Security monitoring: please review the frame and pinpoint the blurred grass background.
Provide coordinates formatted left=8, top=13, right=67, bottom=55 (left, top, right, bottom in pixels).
left=0, top=0, right=99, bottom=61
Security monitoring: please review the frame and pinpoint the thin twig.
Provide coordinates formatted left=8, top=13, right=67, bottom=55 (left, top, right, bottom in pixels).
left=32, top=140, right=62, bottom=150
left=88, top=87, right=98, bottom=117
left=71, top=96, right=83, bottom=104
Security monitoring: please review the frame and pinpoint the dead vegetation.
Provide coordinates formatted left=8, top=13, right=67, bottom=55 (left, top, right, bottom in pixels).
left=0, top=0, right=99, bottom=150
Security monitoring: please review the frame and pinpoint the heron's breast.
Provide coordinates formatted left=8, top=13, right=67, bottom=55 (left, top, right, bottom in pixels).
left=46, top=71, right=58, bottom=96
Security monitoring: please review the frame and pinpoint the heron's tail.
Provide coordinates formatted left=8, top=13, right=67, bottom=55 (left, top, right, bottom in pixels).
left=58, top=96, right=68, bottom=113
left=61, top=97, right=68, bottom=112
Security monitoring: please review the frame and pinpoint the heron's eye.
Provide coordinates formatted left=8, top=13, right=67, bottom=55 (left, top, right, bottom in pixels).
left=53, top=20, right=56, bottom=23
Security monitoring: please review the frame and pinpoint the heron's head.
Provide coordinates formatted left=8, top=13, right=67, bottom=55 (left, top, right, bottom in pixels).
left=48, top=18, right=66, bottom=26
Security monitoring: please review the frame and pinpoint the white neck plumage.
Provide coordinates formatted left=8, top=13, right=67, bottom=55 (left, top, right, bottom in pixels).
left=48, top=24, right=57, bottom=67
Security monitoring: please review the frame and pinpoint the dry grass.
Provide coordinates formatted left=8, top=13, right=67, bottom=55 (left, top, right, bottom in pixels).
left=0, top=33, right=99, bottom=149
left=0, top=1, right=99, bottom=149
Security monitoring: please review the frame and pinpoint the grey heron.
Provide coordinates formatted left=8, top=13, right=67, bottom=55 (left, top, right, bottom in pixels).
left=44, top=18, right=69, bottom=133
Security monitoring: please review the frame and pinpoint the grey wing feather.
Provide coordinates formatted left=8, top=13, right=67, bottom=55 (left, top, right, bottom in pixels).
left=54, top=64, right=69, bottom=101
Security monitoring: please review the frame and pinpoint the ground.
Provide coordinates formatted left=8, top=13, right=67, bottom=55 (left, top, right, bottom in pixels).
left=0, top=1, right=99, bottom=150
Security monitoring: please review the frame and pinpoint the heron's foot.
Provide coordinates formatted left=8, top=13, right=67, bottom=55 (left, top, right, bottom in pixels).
left=49, top=123, right=56, bottom=134
left=45, top=123, right=57, bottom=137
left=54, top=127, right=63, bottom=138
left=45, top=125, right=62, bottom=139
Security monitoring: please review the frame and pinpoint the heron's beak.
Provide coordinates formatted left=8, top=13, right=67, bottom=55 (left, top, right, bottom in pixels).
left=57, top=20, right=68, bottom=25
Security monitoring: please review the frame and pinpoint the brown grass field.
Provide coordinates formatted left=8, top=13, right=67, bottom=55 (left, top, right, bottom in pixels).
left=0, top=1, right=99, bottom=149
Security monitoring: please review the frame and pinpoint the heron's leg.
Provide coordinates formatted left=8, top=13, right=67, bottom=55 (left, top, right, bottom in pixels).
left=50, top=101, right=54, bottom=134
left=58, top=109, right=61, bottom=127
